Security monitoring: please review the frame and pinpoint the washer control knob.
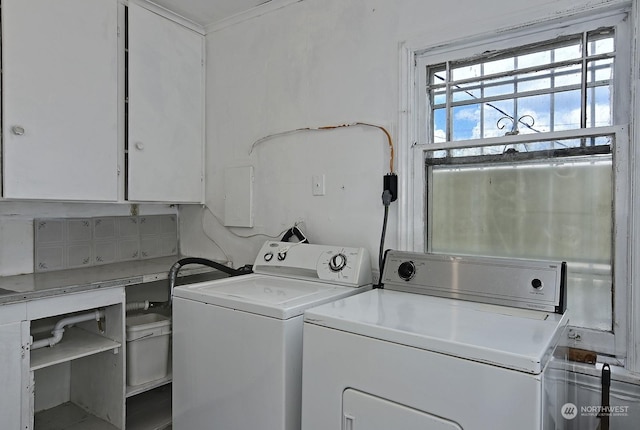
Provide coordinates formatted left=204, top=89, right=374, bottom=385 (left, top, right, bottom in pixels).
left=264, top=252, right=274, bottom=262
left=531, top=278, right=543, bottom=290
left=277, top=251, right=287, bottom=261
left=398, top=261, right=416, bottom=281
left=328, top=253, right=347, bottom=272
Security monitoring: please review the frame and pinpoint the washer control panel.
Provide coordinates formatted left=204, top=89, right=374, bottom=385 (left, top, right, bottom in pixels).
left=253, top=241, right=372, bottom=287
left=382, top=251, right=566, bottom=313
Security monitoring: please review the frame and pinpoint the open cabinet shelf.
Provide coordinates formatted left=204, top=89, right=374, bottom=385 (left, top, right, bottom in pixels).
left=34, top=401, right=119, bottom=430
left=126, top=374, right=172, bottom=398
left=31, top=327, right=121, bottom=371
left=126, top=384, right=172, bottom=430
left=28, top=288, right=126, bottom=429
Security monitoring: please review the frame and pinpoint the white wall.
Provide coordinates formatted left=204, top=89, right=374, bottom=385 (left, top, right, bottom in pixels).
left=179, top=0, right=630, bottom=271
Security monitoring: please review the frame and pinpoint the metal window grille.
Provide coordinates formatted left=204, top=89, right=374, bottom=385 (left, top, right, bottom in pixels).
left=426, top=29, right=615, bottom=147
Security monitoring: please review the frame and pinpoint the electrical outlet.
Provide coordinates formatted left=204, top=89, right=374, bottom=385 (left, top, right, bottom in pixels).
left=312, top=174, right=326, bottom=196
left=372, top=270, right=380, bottom=285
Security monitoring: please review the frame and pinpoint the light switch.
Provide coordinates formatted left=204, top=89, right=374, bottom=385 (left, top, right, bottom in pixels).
left=312, top=174, right=326, bottom=196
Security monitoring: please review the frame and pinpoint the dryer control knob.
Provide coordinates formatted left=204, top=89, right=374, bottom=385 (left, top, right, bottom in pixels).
left=264, top=252, right=274, bottom=262
left=328, top=253, right=347, bottom=272
left=277, top=251, right=287, bottom=261
left=398, top=261, right=416, bottom=281
left=531, top=278, right=543, bottom=290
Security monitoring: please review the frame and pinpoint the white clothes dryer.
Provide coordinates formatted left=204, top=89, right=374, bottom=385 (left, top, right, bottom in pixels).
left=172, top=241, right=371, bottom=430
left=301, top=251, right=569, bottom=430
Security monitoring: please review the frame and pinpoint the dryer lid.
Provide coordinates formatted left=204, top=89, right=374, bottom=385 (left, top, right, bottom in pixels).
left=304, top=289, right=569, bottom=374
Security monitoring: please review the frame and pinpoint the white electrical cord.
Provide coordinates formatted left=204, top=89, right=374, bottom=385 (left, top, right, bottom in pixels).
left=276, top=235, right=308, bottom=255
left=200, top=206, right=307, bottom=263
left=202, top=205, right=304, bottom=239
left=247, top=122, right=395, bottom=173
left=200, top=207, right=232, bottom=263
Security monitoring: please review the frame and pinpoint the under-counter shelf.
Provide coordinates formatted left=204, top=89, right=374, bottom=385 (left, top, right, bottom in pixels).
left=126, top=384, right=172, bottom=430
left=126, top=374, right=172, bottom=398
left=35, top=401, right=119, bottom=430
left=30, top=326, right=121, bottom=370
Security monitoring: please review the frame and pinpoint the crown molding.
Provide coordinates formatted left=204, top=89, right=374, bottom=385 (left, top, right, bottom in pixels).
left=205, top=0, right=304, bottom=34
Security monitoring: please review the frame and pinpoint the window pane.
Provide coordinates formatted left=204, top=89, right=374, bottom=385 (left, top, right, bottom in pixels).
left=553, top=89, right=582, bottom=130
left=588, top=31, right=614, bottom=55
left=433, top=108, right=446, bottom=142
left=429, top=156, right=612, bottom=263
left=517, top=94, right=551, bottom=134
left=483, top=75, right=516, bottom=98
left=452, top=105, right=481, bottom=140
left=518, top=50, right=551, bottom=68
left=484, top=99, right=514, bottom=138
left=452, top=83, right=481, bottom=103
left=553, top=63, right=582, bottom=87
left=429, top=66, right=446, bottom=85
left=517, top=69, right=552, bottom=93
left=433, top=89, right=446, bottom=107
left=452, top=63, right=481, bottom=81
left=587, top=85, right=612, bottom=127
left=587, top=58, right=613, bottom=83
left=483, top=57, right=514, bottom=74
left=554, top=43, right=582, bottom=62
left=427, top=143, right=613, bottom=331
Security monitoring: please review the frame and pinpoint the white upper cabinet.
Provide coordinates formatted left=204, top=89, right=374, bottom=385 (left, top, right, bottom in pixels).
left=2, top=0, right=119, bottom=201
left=127, top=4, right=204, bottom=203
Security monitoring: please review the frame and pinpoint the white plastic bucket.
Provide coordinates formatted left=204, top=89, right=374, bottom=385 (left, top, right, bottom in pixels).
left=125, top=313, right=171, bottom=386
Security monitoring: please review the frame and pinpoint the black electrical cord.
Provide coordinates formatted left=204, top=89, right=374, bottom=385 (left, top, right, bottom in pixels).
left=378, top=189, right=393, bottom=288
left=281, top=226, right=309, bottom=243
left=378, top=205, right=390, bottom=287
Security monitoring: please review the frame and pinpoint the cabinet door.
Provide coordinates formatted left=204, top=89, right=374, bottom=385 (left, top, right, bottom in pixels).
left=128, top=4, right=204, bottom=203
left=0, top=321, right=30, bottom=430
left=2, top=0, right=119, bottom=201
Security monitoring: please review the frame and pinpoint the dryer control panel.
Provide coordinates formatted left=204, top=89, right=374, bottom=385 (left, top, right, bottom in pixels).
left=382, top=251, right=566, bottom=313
left=253, top=241, right=372, bottom=287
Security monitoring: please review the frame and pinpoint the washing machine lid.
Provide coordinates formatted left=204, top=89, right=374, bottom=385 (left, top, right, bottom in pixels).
left=304, top=289, right=568, bottom=374
left=173, top=274, right=369, bottom=319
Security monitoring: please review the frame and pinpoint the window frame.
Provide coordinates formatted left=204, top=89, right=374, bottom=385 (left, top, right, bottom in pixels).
left=397, top=5, right=638, bottom=369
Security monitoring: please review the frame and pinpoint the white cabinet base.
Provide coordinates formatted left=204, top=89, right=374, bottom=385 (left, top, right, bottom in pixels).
left=29, top=289, right=126, bottom=429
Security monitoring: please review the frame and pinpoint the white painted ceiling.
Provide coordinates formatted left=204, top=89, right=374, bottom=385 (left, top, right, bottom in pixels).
left=150, top=0, right=272, bottom=27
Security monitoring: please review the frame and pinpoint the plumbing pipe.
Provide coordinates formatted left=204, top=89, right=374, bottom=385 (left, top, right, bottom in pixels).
left=125, top=301, right=150, bottom=312
left=31, top=309, right=105, bottom=350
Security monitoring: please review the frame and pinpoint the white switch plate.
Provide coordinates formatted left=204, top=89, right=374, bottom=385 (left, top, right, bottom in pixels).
left=312, top=174, right=325, bottom=196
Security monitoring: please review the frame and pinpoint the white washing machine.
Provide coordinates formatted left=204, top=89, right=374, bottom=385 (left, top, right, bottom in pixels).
left=301, top=251, right=569, bottom=430
left=172, top=240, right=372, bottom=430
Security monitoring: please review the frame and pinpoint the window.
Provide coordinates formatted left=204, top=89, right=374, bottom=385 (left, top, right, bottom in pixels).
left=427, top=29, right=615, bottom=142
left=402, top=8, right=635, bottom=359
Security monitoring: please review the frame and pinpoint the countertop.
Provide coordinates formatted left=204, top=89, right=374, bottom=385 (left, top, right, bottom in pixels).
left=0, top=256, right=230, bottom=305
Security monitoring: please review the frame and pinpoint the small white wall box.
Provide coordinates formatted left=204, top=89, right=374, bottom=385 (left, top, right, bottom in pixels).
left=125, top=313, right=172, bottom=386
left=224, top=166, right=254, bottom=227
